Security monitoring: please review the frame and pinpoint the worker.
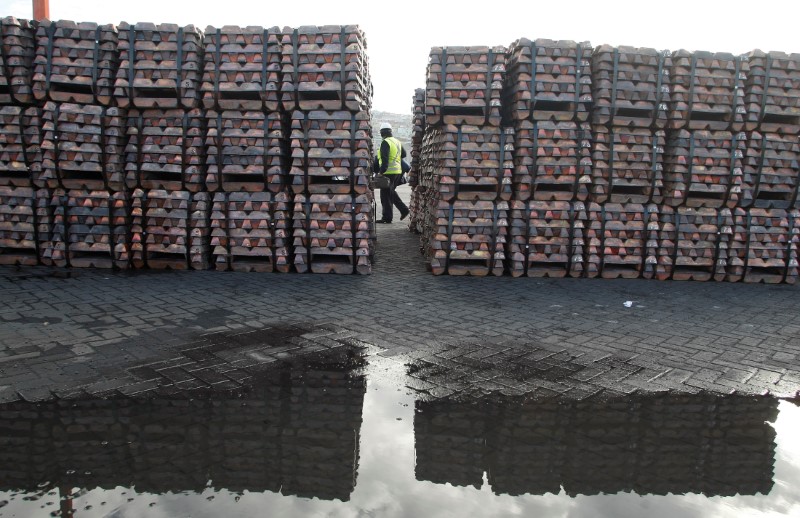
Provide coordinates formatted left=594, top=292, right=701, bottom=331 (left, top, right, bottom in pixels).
left=375, top=122, right=409, bottom=224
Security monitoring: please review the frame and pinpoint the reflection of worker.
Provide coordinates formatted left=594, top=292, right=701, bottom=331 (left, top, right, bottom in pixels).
left=376, top=122, right=409, bottom=224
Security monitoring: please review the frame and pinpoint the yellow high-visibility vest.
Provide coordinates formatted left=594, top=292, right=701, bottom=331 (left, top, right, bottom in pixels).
left=377, top=137, right=403, bottom=175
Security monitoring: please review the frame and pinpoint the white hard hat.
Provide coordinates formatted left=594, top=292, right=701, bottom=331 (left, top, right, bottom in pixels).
left=380, top=122, right=392, bottom=130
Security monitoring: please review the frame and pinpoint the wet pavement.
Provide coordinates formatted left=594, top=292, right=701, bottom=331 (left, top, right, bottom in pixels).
left=1, top=185, right=800, bottom=516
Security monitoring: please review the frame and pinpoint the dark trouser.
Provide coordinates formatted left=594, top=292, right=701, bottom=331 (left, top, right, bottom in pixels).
left=380, top=173, right=408, bottom=222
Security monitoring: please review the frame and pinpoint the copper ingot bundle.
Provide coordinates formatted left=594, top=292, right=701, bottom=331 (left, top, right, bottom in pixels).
left=38, top=102, right=126, bottom=191
left=591, top=125, right=665, bottom=203
left=513, top=120, right=592, bottom=201
left=663, top=130, right=745, bottom=208
left=289, top=110, right=372, bottom=195
left=744, top=51, right=800, bottom=132
left=504, top=38, right=593, bottom=123
left=655, top=206, right=733, bottom=281
left=425, top=46, right=506, bottom=127
left=407, top=88, right=427, bottom=233
left=741, top=131, right=800, bottom=209
left=291, top=192, right=373, bottom=274
left=204, top=109, right=287, bottom=193
left=668, top=50, right=748, bottom=131
left=426, top=124, right=514, bottom=202
left=210, top=191, right=291, bottom=272
left=130, top=188, right=209, bottom=269
left=506, top=200, right=585, bottom=277
left=584, top=202, right=659, bottom=279
left=114, top=22, right=202, bottom=109
left=124, top=108, right=205, bottom=192
left=280, top=25, right=371, bottom=112
left=0, top=16, right=36, bottom=105
left=425, top=199, right=507, bottom=276
left=32, top=20, right=119, bottom=105
left=0, top=186, right=38, bottom=265
left=0, top=105, right=40, bottom=187
left=201, top=25, right=282, bottom=111
left=37, top=188, right=129, bottom=268
left=727, top=207, right=798, bottom=283
left=592, top=45, right=671, bottom=128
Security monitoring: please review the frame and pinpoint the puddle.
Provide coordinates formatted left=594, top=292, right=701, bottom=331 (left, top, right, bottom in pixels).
left=0, top=354, right=798, bottom=517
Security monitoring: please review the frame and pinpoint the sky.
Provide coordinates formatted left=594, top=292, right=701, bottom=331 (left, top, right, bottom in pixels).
left=2, top=0, right=800, bottom=114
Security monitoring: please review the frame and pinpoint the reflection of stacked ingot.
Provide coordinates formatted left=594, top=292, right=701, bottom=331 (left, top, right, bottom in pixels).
left=200, top=25, right=282, bottom=111
left=668, top=50, right=748, bottom=131
left=0, top=351, right=367, bottom=501
left=0, top=16, right=35, bottom=105
left=413, top=394, right=778, bottom=497
left=32, top=20, right=119, bottom=105
left=130, top=188, right=209, bottom=269
left=592, top=45, right=671, bottom=128
left=584, top=202, right=659, bottom=279
left=727, top=207, right=799, bottom=284
left=280, top=25, right=371, bottom=113
left=506, top=200, right=585, bottom=278
left=114, top=22, right=203, bottom=109
left=210, top=191, right=291, bottom=272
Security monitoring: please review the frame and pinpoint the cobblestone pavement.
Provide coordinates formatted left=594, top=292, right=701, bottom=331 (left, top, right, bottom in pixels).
left=1, top=185, right=799, bottom=403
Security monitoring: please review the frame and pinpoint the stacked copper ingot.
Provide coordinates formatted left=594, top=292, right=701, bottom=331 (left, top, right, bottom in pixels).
left=505, top=200, right=586, bottom=277
left=32, top=20, right=119, bottom=105
left=742, top=131, right=800, bottom=209
left=205, top=109, right=287, bottom=193
left=591, top=126, right=666, bottom=203
left=0, top=17, right=36, bottom=105
left=584, top=202, right=659, bottom=279
left=727, top=208, right=798, bottom=284
left=291, top=193, right=373, bottom=274
left=407, top=88, right=426, bottom=233
left=662, top=130, right=746, bottom=208
left=114, top=23, right=202, bottom=109
left=37, top=188, right=129, bottom=268
left=512, top=120, right=592, bottom=201
left=504, top=39, right=593, bottom=123
left=210, top=191, right=291, bottom=272
left=37, top=102, right=126, bottom=191
left=289, top=110, right=371, bottom=195
left=592, top=45, right=671, bottom=128
left=201, top=25, right=281, bottom=111
left=130, top=189, right=209, bottom=269
left=426, top=199, right=507, bottom=276
left=417, top=123, right=513, bottom=275
left=124, top=108, right=205, bottom=192
left=744, top=51, right=800, bottom=132
left=428, top=124, right=514, bottom=202
left=280, top=25, right=371, bottom=112
left=0, top=186, right=38, bottom=265
left=668, top=50, right=748, bottom=131
left=655, top=206, right=733, bottom=281
left=0, top=105, right=40, bottom=188
left=424, top=46, right=506, bottom=126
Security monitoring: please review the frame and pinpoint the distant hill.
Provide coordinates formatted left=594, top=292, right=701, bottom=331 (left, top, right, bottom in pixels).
left=371, top=110, right=413, bottom=154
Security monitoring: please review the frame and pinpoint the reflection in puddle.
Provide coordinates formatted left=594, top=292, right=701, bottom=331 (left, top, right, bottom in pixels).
left=0, top=354, right=798, bottom=517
